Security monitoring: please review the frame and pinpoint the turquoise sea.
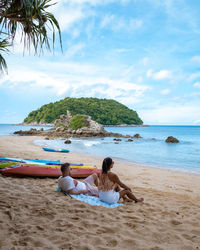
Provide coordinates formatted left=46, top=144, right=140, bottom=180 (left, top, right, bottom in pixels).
left=0, top=124, right=53, bottom=136
left=1, top=124, right=200, bottom=174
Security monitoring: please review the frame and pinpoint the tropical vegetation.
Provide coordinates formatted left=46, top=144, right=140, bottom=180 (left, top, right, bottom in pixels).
left=0, top=0, right=62, bottom=73
left=68, top=114, right=88, bottom=130
left=24, top=97, right=143, bottom=125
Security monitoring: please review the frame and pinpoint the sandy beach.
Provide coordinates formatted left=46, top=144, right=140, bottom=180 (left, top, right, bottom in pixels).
left=0, top=136, right=200, bottom=250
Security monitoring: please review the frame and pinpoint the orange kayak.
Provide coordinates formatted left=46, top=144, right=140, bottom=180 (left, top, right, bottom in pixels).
left=0, top=165, right=101, bottom=178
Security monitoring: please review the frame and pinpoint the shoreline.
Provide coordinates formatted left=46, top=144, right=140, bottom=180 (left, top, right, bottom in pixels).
left=1, top=135, right=200, bottom=249
left=34, top=135, right=200, bottom=176
left=14, top=122, right=149, bottom=127
left=0, top=135, right=200, bottom=198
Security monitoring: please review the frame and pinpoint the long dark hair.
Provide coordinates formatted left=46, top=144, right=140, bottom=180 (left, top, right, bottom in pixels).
left=102, top=157, right=113, bottom=174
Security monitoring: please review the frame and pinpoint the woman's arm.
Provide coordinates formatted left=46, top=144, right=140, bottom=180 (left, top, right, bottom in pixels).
left=108, top=172, right=132, bottom=191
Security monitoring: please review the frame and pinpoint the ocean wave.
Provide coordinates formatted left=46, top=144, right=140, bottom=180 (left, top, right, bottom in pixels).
left=83, top=141, right=101, bottom=147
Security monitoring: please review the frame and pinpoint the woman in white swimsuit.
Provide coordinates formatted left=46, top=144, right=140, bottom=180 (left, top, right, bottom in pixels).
left=98, top=157, right=144, bottom=204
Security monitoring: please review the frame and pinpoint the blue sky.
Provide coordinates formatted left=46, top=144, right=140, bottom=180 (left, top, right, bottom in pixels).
left=1, top=0, right=200, bottom=125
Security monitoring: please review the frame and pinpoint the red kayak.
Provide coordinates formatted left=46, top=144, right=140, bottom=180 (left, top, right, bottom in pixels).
left=0, top=165, right=101, bottom=178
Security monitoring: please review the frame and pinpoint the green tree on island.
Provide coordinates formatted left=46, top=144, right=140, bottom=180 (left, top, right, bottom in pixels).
left=24, top=97, right=143, bottom=125
left=0, top=0, right=62, bottom=73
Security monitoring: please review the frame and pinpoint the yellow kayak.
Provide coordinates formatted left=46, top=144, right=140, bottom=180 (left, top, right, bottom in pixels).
left=24, top=164, right=97, bottom=169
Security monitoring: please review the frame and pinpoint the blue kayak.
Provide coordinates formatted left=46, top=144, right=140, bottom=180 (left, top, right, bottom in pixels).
left=0, top=156, right=83, bottom=166
left=0, top=156, right=61, bottom=165
left=42, top=147, right=70, bottom=153
left=24, top=158, right=61, bottom=164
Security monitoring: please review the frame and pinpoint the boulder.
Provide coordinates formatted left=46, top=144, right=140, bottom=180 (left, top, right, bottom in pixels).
left=54, top=110, right=72, bottom=128
left=85, top=116, right=105, bottom=134
left=64, top=139, right=71, bottom=144
left=55, top=127, right=65, bottom=132
left=127, top=139, right=133, bottom=142
left=165, top=136, right=179, bottom=143
left=76, top=129, right=83, bottom=135
left=30, top=128, right=37, bottom=132
left=13, top=130, right=22, bottom=134
left=133, top=133, right=142, bottom=139
left=113, top=138, right=122, bottom=141
left=13, top=128, right=40, bottom=135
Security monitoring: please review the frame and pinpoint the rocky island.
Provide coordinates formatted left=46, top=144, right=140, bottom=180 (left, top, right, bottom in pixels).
left=14, top=111, right=141, bottom=139
left=15, top=97, right=147, bottom=138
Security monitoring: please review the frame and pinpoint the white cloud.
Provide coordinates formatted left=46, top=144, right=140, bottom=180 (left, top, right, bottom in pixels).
left=188, top=72, right=200, bottom=82
left=100, top=14, right=143, bottom=32
left=71, top=29, right=81, bottom=39
left=141, top=57, right=149, bottom=66
left=121, top=65, right=134, bottom=77
left=146, top=69, right=153, bottom=78
left=100, top=14, right=115, bottom=28
left=1, top=62, right=149, bottom=103
left=59, top=0, right=127, bottom=6
left=193, top=82, right=200, bottom=89
left=50, top=0, right=132, bottom=33
left=147, top=69, right=172, bottom=80
left=61, top=0, right=112, bottom=5
left=113, top=48, right=131, bottom=53
left=137, top=76, right=143, bottom=83
left=65, top=43, right=85, bottom=59
left=140, top=105, right=200, bottom=125
left=57, top=7, right=86, bottom=31
left=153, top=70, right=172, bottom=80
left=63, top=0, right=99, bottom=4
left=191, top=55, right=200, bottom=64
left=160, top=89, right=170, bottom=95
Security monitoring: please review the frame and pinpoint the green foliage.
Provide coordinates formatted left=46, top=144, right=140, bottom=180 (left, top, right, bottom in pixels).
left=55, top=121, right=66, bottom=128
left=0, top=0, right=62, bottom=73
left=24, top=97, right=143, bottom=125
left=68, top=114, right=87, bottom=130
left=0, top=38, right=10, bottom=73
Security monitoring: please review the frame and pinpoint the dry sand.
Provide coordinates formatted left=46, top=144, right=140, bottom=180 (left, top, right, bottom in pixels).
left=0, top=136, right=200, bottom=250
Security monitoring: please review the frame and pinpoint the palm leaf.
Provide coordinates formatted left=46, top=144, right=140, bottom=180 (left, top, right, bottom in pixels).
left=0, top=38, right=10, bottom=73
left=0, top=0, right=62, bottom=73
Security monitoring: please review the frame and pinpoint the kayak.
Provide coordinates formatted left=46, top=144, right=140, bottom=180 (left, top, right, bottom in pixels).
left=42, top=147, right=70, bottom=153
left=0, top=161, right=19, bottom=169
left=0, top=162, right=96, bottom=170
left=0, top=156, right=83, bottom=166
left=29, top=164, right=97, bottom=169
left=0, top=156, right=61, bottom=165
left=24, top=158, right=61, bottom=164
left=0, top=164, right=101, bottom=178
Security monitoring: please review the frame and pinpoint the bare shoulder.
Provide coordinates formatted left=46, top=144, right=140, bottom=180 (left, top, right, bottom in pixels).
left=108, top=172, right=119, bottom=181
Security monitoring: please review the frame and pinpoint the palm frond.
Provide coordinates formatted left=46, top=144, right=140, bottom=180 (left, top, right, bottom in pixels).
left=0, top=38, right=10, bottom=73
left=0, top=0, right=62, bottom=55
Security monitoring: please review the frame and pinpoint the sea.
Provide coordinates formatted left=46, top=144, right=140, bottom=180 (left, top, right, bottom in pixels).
left=1, top=124, right=200, bottom=174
